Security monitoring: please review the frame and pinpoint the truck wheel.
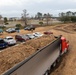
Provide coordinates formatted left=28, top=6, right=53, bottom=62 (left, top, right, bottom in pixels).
left=56, top=56, right=61, bottom=63
left=31, top=29, right=33, bottom=32
left=64, top=48, right=68, bottom=53
left=44, top=70, right=49, bottom=75
left=51, top=61, right=57, bottom=68
left=64, top=49, right=67, bottom=53
left=6, top=45, right=8, bottom=48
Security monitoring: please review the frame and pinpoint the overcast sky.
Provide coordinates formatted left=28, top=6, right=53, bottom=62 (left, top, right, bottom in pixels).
left=0, top=0, right=76, bottom=17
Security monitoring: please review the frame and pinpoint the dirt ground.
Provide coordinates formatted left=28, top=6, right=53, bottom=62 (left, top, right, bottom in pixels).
left=0, top=23, right=76, bottom=75
left=50, top=23, right=76, bottom=75
left=0, top=25, right=54, bottom=38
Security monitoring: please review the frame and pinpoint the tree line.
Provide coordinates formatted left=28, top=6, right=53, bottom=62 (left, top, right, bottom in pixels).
left=59, top=11, right=76, bottom=23
left=21, top=9, right=52, bottom=26
left=1, top=10, right=76, bottom=26
left=35, top=12, right=52, bottom=20
left=0, top=10, right=52, bottom=26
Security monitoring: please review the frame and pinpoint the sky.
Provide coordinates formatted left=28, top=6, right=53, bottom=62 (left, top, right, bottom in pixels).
left=0, top=0, right=76, bottom=17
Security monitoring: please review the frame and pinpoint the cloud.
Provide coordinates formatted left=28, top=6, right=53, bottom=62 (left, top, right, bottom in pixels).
left=0, top=0, right=76, bottom=17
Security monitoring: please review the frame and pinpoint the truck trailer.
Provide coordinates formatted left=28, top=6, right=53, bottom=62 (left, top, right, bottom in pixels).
left=3, top=35, right=69, bottom=75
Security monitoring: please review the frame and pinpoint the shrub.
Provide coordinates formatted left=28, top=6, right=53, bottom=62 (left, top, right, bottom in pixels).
left=39, top=22, right=43, bottom=25
left=5, top=22, right=9, bottom=25
left=15, top=24, right=22, bottom=28
left=0, top=26, right=6, bottom=29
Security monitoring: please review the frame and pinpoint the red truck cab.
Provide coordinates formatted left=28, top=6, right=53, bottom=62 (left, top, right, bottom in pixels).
left=61, top=37, right=69, bottom=54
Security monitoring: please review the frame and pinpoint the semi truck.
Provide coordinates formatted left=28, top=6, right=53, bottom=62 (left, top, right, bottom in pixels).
left=3, top=35, right=69, bottom=75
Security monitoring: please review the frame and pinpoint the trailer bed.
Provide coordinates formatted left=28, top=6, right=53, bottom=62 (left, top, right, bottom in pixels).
left=3, top=35, right=61, bottom=75
left=0, top=35, right=55, bottom=75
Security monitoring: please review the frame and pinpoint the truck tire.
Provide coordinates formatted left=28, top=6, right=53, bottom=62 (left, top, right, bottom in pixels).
left=51, top=61, right=57, bottom=68
left=64, top=49, right=67, bottom=53
left=65, top=47, right=69, bottom=53
left=44, top=70, right=49, bottom=75
left=6, top=45, right=8, bottom=48
left=56, top=56, right=61, bottom=63
left=34, top=28, right=35, bottom=30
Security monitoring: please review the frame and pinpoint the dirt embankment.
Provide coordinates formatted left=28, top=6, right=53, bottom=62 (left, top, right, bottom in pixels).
left=64, top=24, right=76, bottom=31
left=54, top=23, right=76, bottom=33
left=0, top=35, right=55, bottom=74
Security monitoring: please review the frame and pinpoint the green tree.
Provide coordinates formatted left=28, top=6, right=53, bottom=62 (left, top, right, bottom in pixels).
left=15, top=24, right=22, bottom=28
left=66, top=11, right=72, bottom=16
left=59, top=11, right=76, bottom=23
left=43, top=13, right=47, bottom=18
left=4, top=17, right=8, bottom=24
left=37, top=12, right=42, bottom=20
left=59, top=12, right=66, bottom=22
left=71, top=16, right=76, bottom=22
left=39, top=22, right=43, bottom=25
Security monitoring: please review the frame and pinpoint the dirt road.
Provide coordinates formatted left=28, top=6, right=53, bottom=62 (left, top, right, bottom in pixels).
left=50, top=26, right=76, bottom=75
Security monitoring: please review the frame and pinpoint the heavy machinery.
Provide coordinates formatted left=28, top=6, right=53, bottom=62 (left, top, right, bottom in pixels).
left=3, top=35, right=69, bottom=75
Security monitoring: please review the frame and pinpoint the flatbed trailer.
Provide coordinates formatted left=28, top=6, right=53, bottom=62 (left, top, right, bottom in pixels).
left=3, top=35, right=69, bottom=75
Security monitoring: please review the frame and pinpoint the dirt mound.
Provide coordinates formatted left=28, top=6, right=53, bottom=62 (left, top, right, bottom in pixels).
left=54, top=23, right=76, bottom=34
left=24, top=35, right=55, bottom=50
left=0, top=35, right=55, bottom=74
left=64, top=24, right=76, bottom=31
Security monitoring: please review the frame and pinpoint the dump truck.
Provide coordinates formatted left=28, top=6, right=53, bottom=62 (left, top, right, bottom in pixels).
left=3, top=35, right=69, bottom=75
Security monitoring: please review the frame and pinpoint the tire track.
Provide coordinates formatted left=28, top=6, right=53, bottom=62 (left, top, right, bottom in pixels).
left=50, top=28, right=76, bottom=75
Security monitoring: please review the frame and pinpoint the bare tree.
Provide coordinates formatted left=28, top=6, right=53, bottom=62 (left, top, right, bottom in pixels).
left=0, top=15, right=2, bottom=24
left=43, top=13, right=52, bottom=25
left=22, top=9, right=29, bottom=26
left=0, top=15, right=2, bottom=20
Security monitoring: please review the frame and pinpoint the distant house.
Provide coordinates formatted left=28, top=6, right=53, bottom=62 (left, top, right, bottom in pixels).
left=9, top=17, right=21, bottom=21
